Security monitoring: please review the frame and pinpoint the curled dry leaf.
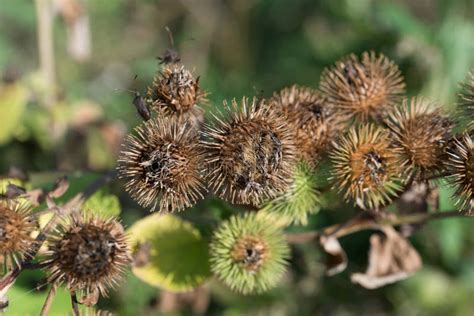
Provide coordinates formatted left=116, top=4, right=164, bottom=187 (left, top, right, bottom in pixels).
left=5, top=183, right=26, bottom=199
left=49, top=176, right=69, bottom=198
left=351, top=225, right=422, bottom=289
left=7, top=166, right=28, bottom=182
left=396, top=181, right=429, bottom=236
left=79, top=287, right=99, bottom=307
left=319, top=235, right=348, bottom=276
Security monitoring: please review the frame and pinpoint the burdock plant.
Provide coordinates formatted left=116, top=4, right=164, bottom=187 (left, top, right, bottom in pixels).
left=209, top=213, right=290, bottom=294
left=117, top=117, right=206, bottom=212
left=202, top=97, right=296, bottom=205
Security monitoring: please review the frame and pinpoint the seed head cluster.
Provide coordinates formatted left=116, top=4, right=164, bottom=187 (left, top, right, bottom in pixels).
left=320, top=52, right=405, bottom=122
left=0, top=200, right=35, bottom=269
left=203, top=98, right=296, bottom=205
left=118, top=118, right=206, bottom=212
left=146, top=63, right=205, bottom=128
left=446, top=133, right=474, bottom=215
left=269, top=85, right=340, bottom=166
left=209, top=213, right=289, bottom=294
left=46, top=214, right=130, bottom=297
left=386, top=97, right=453, bottom=177
left=330, top=124, right=401, bottom=209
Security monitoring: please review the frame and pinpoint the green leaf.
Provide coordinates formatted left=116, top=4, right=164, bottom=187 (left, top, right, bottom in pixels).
left=128, top=214, right=211, bottom=292
left=83, top=190, right=121, bottom=218
left=0, top=83, right=28, bottom=144
left=4, top=285, right=88, bottom=316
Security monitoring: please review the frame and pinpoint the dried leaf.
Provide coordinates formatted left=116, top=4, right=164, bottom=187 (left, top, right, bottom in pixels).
left=49, top=176, right=69, bottom=198
left=319, top=235, right=348, bottom=276
left=396, top=181, right=429, bottom=236
left=5, top=184, right=26, bottom=199
left=351, top=226, right=422, bottom=289
left=25, top=189, right=47, bottom=206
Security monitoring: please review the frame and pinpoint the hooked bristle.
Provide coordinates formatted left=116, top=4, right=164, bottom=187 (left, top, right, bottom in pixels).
left=386, top=97, right=453, bottom=178
left=45, top=214, right=130, bottom=297
left=446, top=133, right=474, bottom=215
left=268, top=85, right=342, bottom=166
left=330, top=124, right=402, bottom=209
left=146, top=63, right=206, bottom=128
left=0, top=200, right=36, bottom=269
left=117, top=118, right=206, bottom=213
left=320, top=51, right=405, bottom=122
left=209, top=213, right=289, bottom=294
left=202, top=97, right=297, bottom=205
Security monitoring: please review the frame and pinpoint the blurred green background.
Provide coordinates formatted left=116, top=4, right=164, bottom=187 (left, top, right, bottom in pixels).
left=0, top=0, right=473, bottom=315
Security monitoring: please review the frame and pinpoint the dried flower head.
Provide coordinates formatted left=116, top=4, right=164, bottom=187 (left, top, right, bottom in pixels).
left=459, top=70, right=474, bottom=120
left=209, top=213, right=289, bottom=294
left=0, top=200, right=35, bottom=269
left=386, top=97, right=453, bottom=177
left=46, top=214, right=130, bottom=297
left=446, top=133, right=474, bottom=215
left=118, top=118, right=206, bottom=212
left=146, top=63, right=205, bottom=127
left=330, top=124, right=401, bottom=209
left=202, top=97, right=297, bottom=205
left=320, top=51, right=405, bottom=122
left=269, top=85, right=341, bottom=166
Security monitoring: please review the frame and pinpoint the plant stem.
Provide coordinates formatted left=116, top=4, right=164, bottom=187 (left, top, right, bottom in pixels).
left=35, top=0, right=57, bottom=107
left=286, top=210, right=467, bottom=244
left=40, top=283, right=58, bottom=316
left=71, top=291, right=80, bottom=316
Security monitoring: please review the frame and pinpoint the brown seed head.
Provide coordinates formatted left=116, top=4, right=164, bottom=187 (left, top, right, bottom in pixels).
left=320, top=51, right=405, bottom=122
left=118, top=118, right=206, bottom=212
left=0, top=200, right=35, bottom=269
left=146, top=63, right=205, bottom=127
left=386, top=97, right=453, bottom=177
left=231, top=236, right=268, bottom=273
left=269, top=85, right=342, bottom=166
left=46, top=214, right=130, bottom=297
left=446, top=133, right=474, bottom=215
left=202, top=97, right=296, bottom=205
left=330, top=124, right=401, bottom=209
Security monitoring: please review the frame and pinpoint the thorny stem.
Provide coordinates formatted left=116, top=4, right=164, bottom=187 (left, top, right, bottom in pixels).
left=286, top=210, right=468, bottom=244
left=40, top=283, right=58, bottom=316
left=71, top=291, right=80, bottom=316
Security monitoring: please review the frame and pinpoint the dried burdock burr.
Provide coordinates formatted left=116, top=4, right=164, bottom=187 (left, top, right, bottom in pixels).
left=45, top=214, right=130, bottom=297
left=330, top=124, right=402, bottom=209
left=146, top=63, right=205, bottom=128
left=202, top=97, right=297, bottom=206
left=269, top=85, right=340, bottom=166
left=0, top=200, right=35, bottom=269
left=118, top=118, right=206, bottom=213
left=446, top=133, right=474, bottom=215
left=320, top=51, right=405, bottom=122
left=209, top=213, right=289, bottom=295
left=459, top=70, right=474, bottom=120
left=386, top=97, right=453, bottom=178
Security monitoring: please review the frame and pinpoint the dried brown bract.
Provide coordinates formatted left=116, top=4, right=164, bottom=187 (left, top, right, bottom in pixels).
left=320, top=51, right=405, bottom=122
left=386, top=97, right=453, bottom=178
left=146, top=64, right=205, bottom=128
left=330, top=124, right=402, bottom=209
left=45, top=214, right=130, bottom=297
left=202, top=97, right=296, bottom=205
left=269, top=85, right=341, bottom=166
left=118, top=118, right=206, bottom=212
left=446, top=133, right=474, bottom=215
left=0, top=200, right=35, bottom=269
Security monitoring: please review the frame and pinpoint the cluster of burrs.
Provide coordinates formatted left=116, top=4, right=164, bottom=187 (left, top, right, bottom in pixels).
left=118, top=50, right=474, bottom=294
